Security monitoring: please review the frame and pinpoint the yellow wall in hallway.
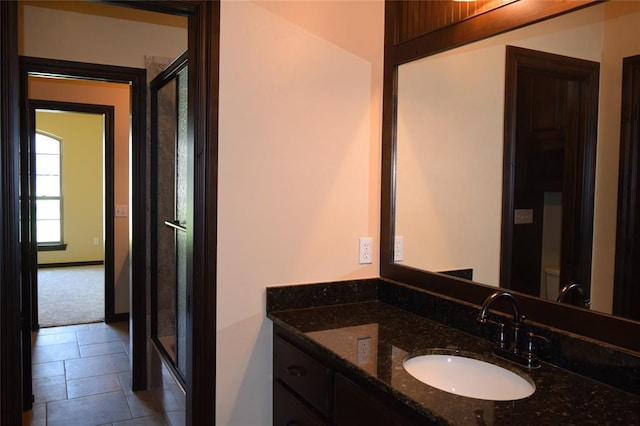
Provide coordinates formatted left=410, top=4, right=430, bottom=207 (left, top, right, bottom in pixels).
left=36, top=110, right=104, bottom=264
left=29, top=77, right=131, bottom=314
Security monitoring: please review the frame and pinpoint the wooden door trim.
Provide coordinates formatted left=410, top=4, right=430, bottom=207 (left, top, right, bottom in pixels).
left=185, top=2, right=219, bottom=423
left=0, top=1, right=24, bottom=423
left=105, top=1, right=220, bottom=423
left=613, top=54, right=640, bottom=319
left=25, top=100, right=116, bottom=327
left=501, top=46, right=600, bottom=295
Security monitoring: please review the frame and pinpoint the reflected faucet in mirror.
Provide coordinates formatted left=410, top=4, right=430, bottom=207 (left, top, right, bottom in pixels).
left=557, top=283, right=591, bottom=309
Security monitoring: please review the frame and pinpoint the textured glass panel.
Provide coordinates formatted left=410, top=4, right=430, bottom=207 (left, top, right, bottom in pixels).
left=151, top=60, right=189, bottom=384
left=176, top=227, right=187, bottom=377
left=155, top=78, right=178, bottom=364
left=36, top=199, right=60, bottom=220
left=176, top=66, right=188, bottom=225
left=36, top=175, right=61, bottom=197
left=176, top=65, right=188, bottom=378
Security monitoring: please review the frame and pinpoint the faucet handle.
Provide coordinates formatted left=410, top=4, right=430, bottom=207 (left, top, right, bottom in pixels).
left=496, top=322, right=507, bottom=350
left=477, top=316, right=507, bottom=349
left=524, top=332, right=549, bottom=368
left=526, top=332, right=549, bottom=350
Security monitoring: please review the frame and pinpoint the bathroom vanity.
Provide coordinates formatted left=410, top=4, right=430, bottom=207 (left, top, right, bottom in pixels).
left=267, top=279, right=640, bottom=425
left=268, top=1, right=640, bottom=423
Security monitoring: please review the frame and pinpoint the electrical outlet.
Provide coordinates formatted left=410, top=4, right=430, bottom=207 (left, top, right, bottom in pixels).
left=359, top=237, right=373, bottom=264
left=394, top=236, right=403, bottom=262
left=357, top=337, right=371, bottom=364
left=93, top=237, right=100, bottom=246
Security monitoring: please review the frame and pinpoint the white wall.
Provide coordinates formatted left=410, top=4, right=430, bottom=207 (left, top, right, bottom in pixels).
left=217, top=1, right=383, bottom=424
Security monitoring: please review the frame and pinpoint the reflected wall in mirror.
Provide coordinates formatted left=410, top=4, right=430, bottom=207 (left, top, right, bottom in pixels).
left=394, top=1, right=640, bottom=319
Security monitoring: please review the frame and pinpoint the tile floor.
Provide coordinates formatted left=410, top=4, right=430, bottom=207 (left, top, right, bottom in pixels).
left=23, top=321, right=186, bottom=426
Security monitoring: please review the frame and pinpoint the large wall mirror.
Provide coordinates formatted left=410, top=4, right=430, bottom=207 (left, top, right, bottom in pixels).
left=383, top=0, right=640, bottom=351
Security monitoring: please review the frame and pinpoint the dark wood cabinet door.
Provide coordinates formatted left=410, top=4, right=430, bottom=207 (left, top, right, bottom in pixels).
left=334, top=374, right=431, bottom=426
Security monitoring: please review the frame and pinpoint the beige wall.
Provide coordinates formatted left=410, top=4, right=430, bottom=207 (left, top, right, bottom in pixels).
left=217, top=1, right=383, bottom=423
left=20, top=2, right=187, bottom=68
left=36, top=111, right=104, bottom=265
left=29, top=77, right=131, bottom=314
left=396, top=2, right=637, bottom=314
left=591, top=1, right=640, bottom=314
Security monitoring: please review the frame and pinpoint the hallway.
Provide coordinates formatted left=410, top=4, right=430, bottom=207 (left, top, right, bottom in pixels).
left=23, top=322, right=185, bottom=426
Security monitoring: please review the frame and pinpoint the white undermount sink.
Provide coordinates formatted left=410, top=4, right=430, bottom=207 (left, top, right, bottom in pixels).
left=403, top=351, right=535, bottom=401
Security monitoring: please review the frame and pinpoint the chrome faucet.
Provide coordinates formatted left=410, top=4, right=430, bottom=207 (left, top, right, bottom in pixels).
left=477, top=291, right=546, bottom=368
left=557, top=282, right=591, bottom=308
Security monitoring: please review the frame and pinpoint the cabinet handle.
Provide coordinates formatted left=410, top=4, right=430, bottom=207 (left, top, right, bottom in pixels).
left=286, top=365, right=306, bottom=377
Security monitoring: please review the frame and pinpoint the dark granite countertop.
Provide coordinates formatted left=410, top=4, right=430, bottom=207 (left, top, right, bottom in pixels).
left=269, top=300, right=640, bottom=425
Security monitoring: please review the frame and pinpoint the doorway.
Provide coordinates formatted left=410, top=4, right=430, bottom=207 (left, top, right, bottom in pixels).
left=29, top=101, right=115, bottom=329
left=19, top=57, right=146, bottom=412
left=1, top=2, right=219, bottom=423
left=501, top=46, right=600, bottom=302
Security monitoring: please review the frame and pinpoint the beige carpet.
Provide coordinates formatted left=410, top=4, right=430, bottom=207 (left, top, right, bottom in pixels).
left=37, top=265, right=104, bottom=327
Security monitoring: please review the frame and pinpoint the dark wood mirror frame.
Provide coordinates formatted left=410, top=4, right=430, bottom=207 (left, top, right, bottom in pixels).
left=380, top=0, right=640, bottom=353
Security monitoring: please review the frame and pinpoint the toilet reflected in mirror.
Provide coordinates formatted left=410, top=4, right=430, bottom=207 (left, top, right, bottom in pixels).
left=543, top=266, right=560, bottom=302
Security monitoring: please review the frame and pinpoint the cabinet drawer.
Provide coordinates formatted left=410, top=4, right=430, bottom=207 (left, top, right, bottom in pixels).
left=273, top=380, right=327, bottom=426
left=273, top=336, right=332, bottom=416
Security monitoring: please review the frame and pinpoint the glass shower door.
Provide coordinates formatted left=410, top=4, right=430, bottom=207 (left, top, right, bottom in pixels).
left=150, top=53, right=188, bottom=382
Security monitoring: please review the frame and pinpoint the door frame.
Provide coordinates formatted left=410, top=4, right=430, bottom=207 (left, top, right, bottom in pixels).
left=614, top=54, right=640, bottom=319
left=1, top=1, right=219, bottom=423
left=501, top=46, right=599, bottom=297
left=20, top=57, right=147, bottom=395
left=0, top=2, right=23, bottom=423
left=25, top=100, right=116, bottom=327
left=149, top=51, right=190, bottom=387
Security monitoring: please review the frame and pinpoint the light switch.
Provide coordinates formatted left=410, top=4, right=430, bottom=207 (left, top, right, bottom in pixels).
left=514, top=209, right=533, bottom=224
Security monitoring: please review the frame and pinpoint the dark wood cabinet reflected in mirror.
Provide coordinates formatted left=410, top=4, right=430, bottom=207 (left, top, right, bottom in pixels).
left=381, top=0, right=640, bottom=353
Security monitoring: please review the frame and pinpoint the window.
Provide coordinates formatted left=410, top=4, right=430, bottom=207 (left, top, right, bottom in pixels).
left=35, top=132, right=65, bottom=249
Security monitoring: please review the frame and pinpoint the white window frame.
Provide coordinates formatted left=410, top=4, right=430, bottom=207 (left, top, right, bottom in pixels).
left=35, top=131, right=66, bottom=250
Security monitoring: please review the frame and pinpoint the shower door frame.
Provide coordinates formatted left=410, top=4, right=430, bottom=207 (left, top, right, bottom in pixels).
left=150, top=51, right=189, bottom=387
